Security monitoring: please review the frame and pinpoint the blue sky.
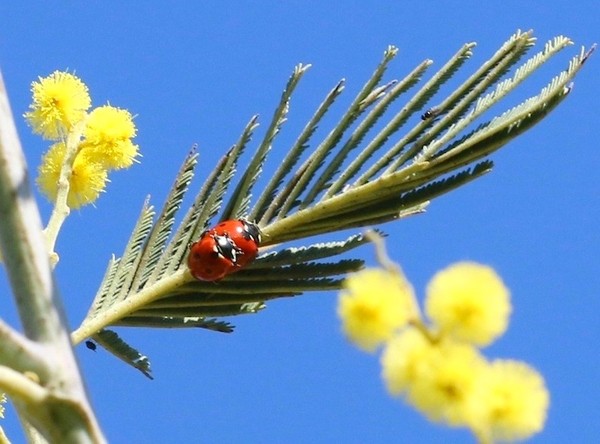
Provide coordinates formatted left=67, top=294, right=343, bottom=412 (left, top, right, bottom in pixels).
left=0, top=2, right=598, bottom=443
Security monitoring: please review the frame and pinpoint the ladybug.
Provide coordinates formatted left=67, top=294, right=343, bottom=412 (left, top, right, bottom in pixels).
left=187, top=219, right=262, bottom=281
left=187, top=232, right=241, bottom=281
left=211, top=219, right=261, bottom=268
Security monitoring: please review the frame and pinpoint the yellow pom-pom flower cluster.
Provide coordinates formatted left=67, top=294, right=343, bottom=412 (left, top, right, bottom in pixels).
left=25, top=71, right=139, bottom=209
left=338, top=260, right=549, bottom=443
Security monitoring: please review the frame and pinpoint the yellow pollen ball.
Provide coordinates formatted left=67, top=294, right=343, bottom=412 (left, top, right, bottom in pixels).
left=81, top=105, right=139, bottom=170
left=37, top=142, right=108, bottom=209
left=405, top=339, right=488, bottom=426
left=25, top=71, right=91, bottom=140
left=338, top=268, right=417, bottom=352
left=425, top=262, right=511, bottom=346
left=381, top=327, right=432, bottom=396
left=467, top=359, right=550, bottom=442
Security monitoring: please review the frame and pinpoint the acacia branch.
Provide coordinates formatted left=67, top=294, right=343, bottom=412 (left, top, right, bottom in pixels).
left=0, top=70, right=105, bottom=443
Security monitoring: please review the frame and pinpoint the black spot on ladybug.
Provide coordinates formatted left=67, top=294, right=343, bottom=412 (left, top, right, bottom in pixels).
left=85, top=340, right=97, bottom=351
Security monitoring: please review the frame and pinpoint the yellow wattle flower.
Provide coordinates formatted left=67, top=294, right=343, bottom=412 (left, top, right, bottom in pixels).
left=425, top=262, right=511, bottom=347
left=404, top=338, right=488, bottom=426
left=467, top=359, right=549, bottom=442
left=338, top=267, right=417, bottom=352
left=37, top=142, right=108, bottom=209
left=81, top=105, right=139, bottom=170
left=341, top=255, right=549, bottom=441
left=381, top=327, right=432, bottom=396
left=24, top=71, right=91, bottom=140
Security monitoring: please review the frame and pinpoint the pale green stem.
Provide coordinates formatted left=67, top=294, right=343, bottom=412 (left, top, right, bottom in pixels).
left=43, top=118, right=86, bottom=264
left=72, top=268, right=190, bottom=344
left=1, top=369, right=51, bottom=442
left=0, top=366, right=47, bottom=407
left=0, top=70, right=105, bottom=443
left=365, top=230, right=423, bottom=325
left=355, top=228, right=438, bottom=343
left=0, top=319, right=50, bottom=379
left=0, top=426, right=10, bottom=444
left=365, top=229, right=399, bottom=272
left=366, top=230, right=441, bottom=345
left=260, top=163, right=428, bottom=244
left=21, top=422, right=46, bottom=444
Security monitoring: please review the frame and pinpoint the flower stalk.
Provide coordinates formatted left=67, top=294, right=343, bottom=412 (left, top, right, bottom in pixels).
left=43, top=118, right=86, bottom=262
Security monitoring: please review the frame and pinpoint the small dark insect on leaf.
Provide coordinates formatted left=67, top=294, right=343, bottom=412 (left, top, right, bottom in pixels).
left=85, top=340, right=97, bottom=351
left=421, top=107, right=442, bottom=120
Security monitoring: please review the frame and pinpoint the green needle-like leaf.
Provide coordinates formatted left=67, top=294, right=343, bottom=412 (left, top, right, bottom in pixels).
left=223, top=64, right=311, bottom=221
left=254, top=79, right=345, bottom=224
left=91, top=329, right=153, bottom=379
left=131, top=149, right=198, bottom=291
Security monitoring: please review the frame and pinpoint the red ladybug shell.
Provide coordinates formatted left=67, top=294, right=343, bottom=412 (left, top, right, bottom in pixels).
left=211, top=219, right=261, bottom=268
left=187, top=219, right=261, bottom=281
left=187, top=233, right=239, bottom=281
